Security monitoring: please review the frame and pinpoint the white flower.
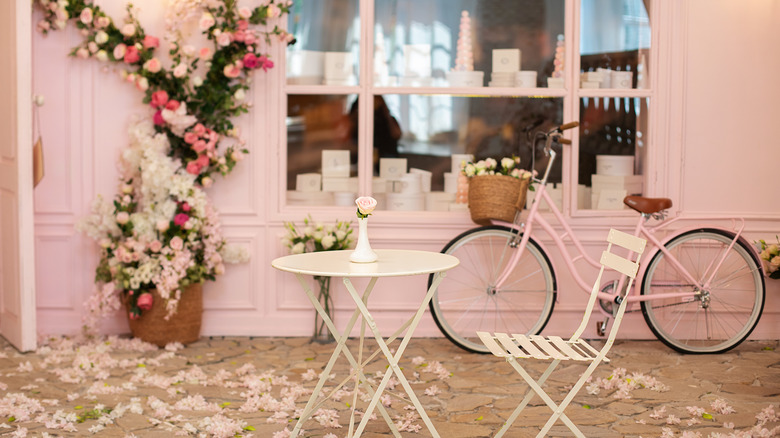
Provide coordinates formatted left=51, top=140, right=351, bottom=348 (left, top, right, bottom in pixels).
left=233, top=89, right=245, bottom=101
left=173, top=63, right=188, bottom=78
left=321, top=235, right=336, bottom=249
left=501, top=157, right=515, bottom=170
left=94, top=30, right=108, bottom=45
left=161, top=102, right=197, bottom=136
left=291, top=242, right=305, bottom=254
left=95, top=50, right=108, bottom=62
left=120, top=23, right=136, bottom=37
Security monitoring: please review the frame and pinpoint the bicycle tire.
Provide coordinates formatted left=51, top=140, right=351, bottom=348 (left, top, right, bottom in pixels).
left=428, top=226, right=556, bottom=354
left=640, top=228, right=765, bottom=354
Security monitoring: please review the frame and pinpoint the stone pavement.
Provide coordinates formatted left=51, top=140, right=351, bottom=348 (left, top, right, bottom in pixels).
left=0, top=336, right=778, bottom=437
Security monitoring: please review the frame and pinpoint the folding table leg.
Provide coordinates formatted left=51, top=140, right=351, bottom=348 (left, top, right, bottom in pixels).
left=343, top=272, right=446, bottom=438
left=291, top=275, right=400, bottom=438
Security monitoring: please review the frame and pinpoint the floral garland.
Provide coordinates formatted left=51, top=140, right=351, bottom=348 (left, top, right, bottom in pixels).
left=35, top=0, right=292, bottom=329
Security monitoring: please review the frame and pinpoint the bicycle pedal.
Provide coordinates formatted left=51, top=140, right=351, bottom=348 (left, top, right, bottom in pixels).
left=595, top=320, right=608, bottom=337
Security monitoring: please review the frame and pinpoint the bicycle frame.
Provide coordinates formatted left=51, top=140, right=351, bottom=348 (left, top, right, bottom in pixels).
left=490, top=149, right=750, bottom=317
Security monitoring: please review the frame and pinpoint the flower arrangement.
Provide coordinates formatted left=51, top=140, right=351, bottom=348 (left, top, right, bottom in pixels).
left=281, top=216, right=354, bottom=254
left=460, top=156, right=535, bottom=182
left=757, top=237, right=780, bottom=279
left=36, top=0, right=290, bottom=331
left=355, top=196, right=378, bottom=219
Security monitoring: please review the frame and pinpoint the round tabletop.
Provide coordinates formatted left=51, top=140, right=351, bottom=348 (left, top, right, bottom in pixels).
left=272, top=249, right=459, bottom=278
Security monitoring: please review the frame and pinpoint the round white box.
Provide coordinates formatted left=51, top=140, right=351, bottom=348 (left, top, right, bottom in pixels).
left=596, top=155, right=634, bottom=176
left=386, top=193, right=425, bottom=211
left=515, top=70, right=538, bottom=88
left=398, top=173, right=422, bottom=194
left=611, top=71, right=633, bottom=89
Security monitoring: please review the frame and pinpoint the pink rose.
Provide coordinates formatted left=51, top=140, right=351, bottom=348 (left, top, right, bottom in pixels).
left=153, top=110, right=165, bottom=126
left=80, top=7, right=93, bottom=25
left=76, top=47, right=90, bottom=59
left=192, top=140, right=207, bottom=153
left=150, top=90, right=168, bottom=108
left=195, top=154, right=210, bottom=168
left=128, top=310, right=140, bottom=320
left=116, top=211, right=130, bottom=225
left=238, top=8, right=252, bottom=20
left=186, top=161, right=201, bottom=175
left=170, top=236, right=184, bottom=251
left=233, top=30, right=246, bottom=43
left=216, top=32, right=232, bottom=47
left=124, top=45, right=140, bottom=64
left=223, top=62, right=242, bottom=78
left=193, top=124, right=206, bottom=136
left=173, top=63, right=188, bottom=78
left=267, top=4, right=281, bottom=18
left=242, top=53, right=259, bottom=69
left=258, top=55, right=274, bottom=72
left=148, top=240, right=163, bottom=252
left=144, top=57, right=162, bottom=73
left=244, top=33, right=257, bottom=45
left=199, top=47, right=212, bottom=60
left=121, top=23, right=136, bottom=37
left=165, top=100, right=180, bottom=111
left=95, top=16, right=110, bottom=29
left=143, top=35, right=159, bottom=49
left=181, top=202, right=191, bottom=212
left=136, top=293, right=153, bottom=311
left=156, top=220, right=170, bottom=232
left=135, top=76, right=149, bottom=91
left=201, top=176, right=213, bottom=188
left=174, top=213, right=189, bottom=226
left=113, top=43, right=126, bottom=60
left=355, top=196, right=377, bottom=218
left=199, top=12, right=215, bottom=30
left=184, top=132, right=199, bottom=144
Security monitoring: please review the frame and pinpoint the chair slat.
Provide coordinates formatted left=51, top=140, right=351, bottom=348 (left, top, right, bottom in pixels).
left=529, top=335, right=569, bottom=360
left=607, top=228, right=647, bottom=254
left=600, top=251, right=639, bottom=278
left=548, top=336, right=587, bottom=361
left=476, top=331, right=511, bottom=358
left=495, top=332, right=530, bottom=358
left=575, top=339, right=609, bottom=362
left=510, top=334, right=548, bottom=359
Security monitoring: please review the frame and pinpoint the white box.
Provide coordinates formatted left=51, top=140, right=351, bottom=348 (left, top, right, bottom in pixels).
left=596, top=155, right=634, bottom=176
left=448, top=203, right=469, bottom=212
left=397, top=173, right=422, bottom=194
left=403, top=44, right=431, bottom=78
left=492, top=49, right=521, bottom=73
left=286, top=190, right=334, bottom=206
left=593, top=189, right=627, bottom=210
left=386, top=193, right=425, bottom=211
left=296, top=173, right=321, bottom=192
left=591, top=174, right=643, bottom=195
left=443, top=172, right=458, bottom=194
left=425, top=192, right=456, bottom=211
left=409, top=168, right=432, bottom=192
left=611, top=71, right=633, bottom=89
left=321, top=176, right=358, bottom=192
left=379, top=158, right=407, bottom=180
left=372, top=177, right=388, bottom=193
left=547, top=77, right=564, bottom=88
left=321, top=150, right=350, bottom=177
left=515, top=70, right=537, bottom=88
left=324, top=52, right=353, bottom=80
left=597, top=68, right=612, bottom=88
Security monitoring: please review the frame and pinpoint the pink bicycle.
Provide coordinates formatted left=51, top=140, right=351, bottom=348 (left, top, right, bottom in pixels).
left=429, top=122, right=765, bottom=354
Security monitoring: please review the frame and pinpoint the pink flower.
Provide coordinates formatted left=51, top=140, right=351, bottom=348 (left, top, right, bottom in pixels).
left=216, top=32, right=232, bottom=47
left=184, top=132, right=199, bottom=144
left=193, top=124, right=206, bottom=136
left=116, top=211, right=130, bottom=225
left=244, top=33, right=257, bottom=45
left=355, top=196, right=378, bottom=218
left=129, top=311, right=140, bottom=320
left=195, top=154, right=210, bottom=168
left=243, top=53, right=259, bottom=69
left=201, top=176, right=213, bottom=188
left=113, top=43, right=126, bottom=60
left=199, top=47, right=212, bottom=60
left=186, top=161, right=201, bottom=175
left=153, top=110, right=165, bottom=126
left=223, top=62, right=242, bottom=78
left=173, top=63, right=188, bottom=78
left=148, top=240, right=163, bottom=252
left=144, top=57, right=162, bottom=73
left=121, top=23, right=136, bottom=37
left=267, top=4, right=281, bottom=18
left=181, top=202, right=191, bottom=212
left=174, top=213, right=189, bottom=226
left=192, top=140, right=207, bottom=153
left=233, top=30, right=246, bottom=43
left=170, top=236, right=184, bottom=251
left=199, top=12, right=215, bottom=30
left=143, top=35, right=159, bottom=49
left=165, top=100, right=180, bottom=111
left=135, top=76, right=149, bottom=91
left=124, top=45, right=140, bottom=64
left=137, top=293, right=154, bottom=311
left=95, top=16, right=110, bottom=29
left=76, top=47, right=90, bottom=59
left=156, top=220, right=170, bottom=232
left=80, top=7, right=93, bottom=25
left=238, top=8, right=252, bottom=20
left=150, top=90, right=169, bottom=108
left=258, top=55, right=274, bottom=72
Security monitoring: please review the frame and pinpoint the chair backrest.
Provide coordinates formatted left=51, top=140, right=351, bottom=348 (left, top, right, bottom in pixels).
left=570, top=228, right=646, bottom=342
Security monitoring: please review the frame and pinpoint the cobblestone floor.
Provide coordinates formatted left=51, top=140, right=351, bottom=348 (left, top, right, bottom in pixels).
left=0, top=336, right=777, bottom=437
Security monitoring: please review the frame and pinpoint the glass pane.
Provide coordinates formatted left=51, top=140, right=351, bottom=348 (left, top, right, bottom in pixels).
left=373, top=94, right=563, bottom=211
left=374, top=0, right=565, bottom=87
left=286, top=94, right=358, bottom=207
left=579, top=97, right=649, bottom=210
left=286, top=0, right=360, bottom=85
left=580, top=0, right=651, bottom=89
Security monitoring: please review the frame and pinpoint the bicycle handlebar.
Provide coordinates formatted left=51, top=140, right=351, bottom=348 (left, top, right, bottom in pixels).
left=557, top=121, right=580, bottom=132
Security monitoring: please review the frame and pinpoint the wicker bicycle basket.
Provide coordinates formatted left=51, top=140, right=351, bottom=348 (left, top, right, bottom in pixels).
left=467, top=174, right=530, bottom=226
left=123, top=283, right=203, bottom=347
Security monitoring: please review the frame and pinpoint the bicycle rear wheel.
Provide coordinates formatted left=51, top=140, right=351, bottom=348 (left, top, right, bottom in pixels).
left=428, top=226, right=556, bottom=353
left=640, top=229, right=765, bottom=354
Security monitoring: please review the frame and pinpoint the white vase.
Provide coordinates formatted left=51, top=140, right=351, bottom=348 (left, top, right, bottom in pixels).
left=350, top=217, right=377, bottom=263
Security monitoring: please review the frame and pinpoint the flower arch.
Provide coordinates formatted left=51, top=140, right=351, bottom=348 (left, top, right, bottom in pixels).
left=35, top=0, right=293, bottom=330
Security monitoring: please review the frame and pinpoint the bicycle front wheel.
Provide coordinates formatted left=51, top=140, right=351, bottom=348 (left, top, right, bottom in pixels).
left=641, top=229, right=765, bottom=354
left=428, top=226, right=556, bottom=353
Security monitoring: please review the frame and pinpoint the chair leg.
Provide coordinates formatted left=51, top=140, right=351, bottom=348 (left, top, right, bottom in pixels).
left=537, top=357, right=606, bottom=438
left=494, top=359, right=560, bottom=438
left=507, top=359, right=586, bottom=438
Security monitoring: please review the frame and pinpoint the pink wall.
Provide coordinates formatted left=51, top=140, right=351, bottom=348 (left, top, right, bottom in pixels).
left=31, top=1, right=779, bottom=342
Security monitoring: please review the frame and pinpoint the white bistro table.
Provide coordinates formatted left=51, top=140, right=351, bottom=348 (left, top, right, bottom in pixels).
left=272, top=249, right=459, bottom=437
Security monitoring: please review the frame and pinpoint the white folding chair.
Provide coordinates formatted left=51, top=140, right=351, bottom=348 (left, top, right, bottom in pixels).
left=477, top=228, right=646, bottom=438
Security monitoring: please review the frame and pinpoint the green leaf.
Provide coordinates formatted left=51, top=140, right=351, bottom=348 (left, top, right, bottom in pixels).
left=475, top=415, right=483, bottom=421
left=75, top=405, right=83, bottom=410
left=702, top=413, right=714, bottom=420
left=220, top=402, right=231, bottom=408
left=8, top=416, right=15, bottom=422
left=763, top=346, right=774, bottom=351
left=243, top=426, right=256, bottom=431
left=582, top=404, right=591, bottom=409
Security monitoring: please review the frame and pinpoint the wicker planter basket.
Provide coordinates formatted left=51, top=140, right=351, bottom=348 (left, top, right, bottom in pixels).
left=467, top=174, right=530, bottom=226
left=124, top=283, right=203, bottom=347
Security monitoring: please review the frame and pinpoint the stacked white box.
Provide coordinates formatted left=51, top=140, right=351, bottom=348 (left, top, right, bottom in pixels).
left=296, top=173, right=321, bottom=192
left=287, top=191, right=334, bottom=206
left=425, top=192, right=456, bottom=211
left=322, top=177, right=358, bottom=192
left=379, top=158, right=407, bottom=180
left=409, top=168, right=432, bottom=192
left=323, top=52, right=354, bottom=85
left=322, top=150, right=350, bottom=177
left=590, top=175, right=642, bottom=210
left=386, top=193, right=425, bottom=211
